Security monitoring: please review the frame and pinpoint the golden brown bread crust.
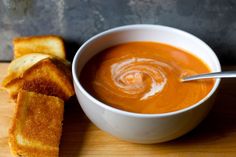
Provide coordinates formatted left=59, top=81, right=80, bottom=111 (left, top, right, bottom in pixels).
left=1, top=53, right=51, bottom=88
left=3, top=58, right=74, bottom=101
left=13, top=35, right=66, bottom=59
left=9, top=90, right=64, bottom=157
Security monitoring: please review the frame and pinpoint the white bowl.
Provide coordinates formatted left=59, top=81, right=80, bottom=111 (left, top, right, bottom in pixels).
left=72, top=24, right=221, bottom=143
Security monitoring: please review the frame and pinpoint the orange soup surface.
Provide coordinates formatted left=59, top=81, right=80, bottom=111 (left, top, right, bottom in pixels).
left=80, top=42, right=214, bottom=114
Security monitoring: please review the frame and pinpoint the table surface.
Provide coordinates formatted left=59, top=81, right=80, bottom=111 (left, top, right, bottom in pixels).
left=0, top=62, right=236, bottom=157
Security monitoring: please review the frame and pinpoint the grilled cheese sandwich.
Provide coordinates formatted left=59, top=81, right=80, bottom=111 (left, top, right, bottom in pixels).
left=3, top=58, right=74, bottom=101
left=9, top=90, right=64, bottom=157
left=13, top=35, right=66, bottom=59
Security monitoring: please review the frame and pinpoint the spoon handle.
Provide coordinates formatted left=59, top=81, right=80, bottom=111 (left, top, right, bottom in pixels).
left=181, top=71, right=236, bottom=82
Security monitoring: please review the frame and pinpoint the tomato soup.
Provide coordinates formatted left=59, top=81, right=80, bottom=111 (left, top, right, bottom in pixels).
left=80, top=42, right=214, bottom=114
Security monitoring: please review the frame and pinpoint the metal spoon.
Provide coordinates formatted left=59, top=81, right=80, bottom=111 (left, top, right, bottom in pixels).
left=181, top=71, right=236, bottom=82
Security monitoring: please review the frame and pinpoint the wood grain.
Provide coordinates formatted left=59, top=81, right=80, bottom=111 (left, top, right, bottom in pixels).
left=0, top=62, right=236, bottom=157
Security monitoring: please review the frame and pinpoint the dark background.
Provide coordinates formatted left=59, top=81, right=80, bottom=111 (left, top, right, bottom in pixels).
left=0, top=0, right=235, bottom=64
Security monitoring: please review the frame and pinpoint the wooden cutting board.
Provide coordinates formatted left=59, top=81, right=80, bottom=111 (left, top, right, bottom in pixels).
left=1, top=62, right=236, bottom=157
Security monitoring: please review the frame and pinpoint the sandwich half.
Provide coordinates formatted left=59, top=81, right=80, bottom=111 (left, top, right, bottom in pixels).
left=2, top=56, right=74, bottom=101
left=9, top=90, right=64, bottom=157
left=13, top=35, right=66, bottom=59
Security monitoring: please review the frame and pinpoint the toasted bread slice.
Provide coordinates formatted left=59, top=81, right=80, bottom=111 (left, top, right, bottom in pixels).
left=2, top=53, right=51, bottom=87
left=13, top=35, right=66, bottom=59
left=3, top=58, right=74, bottom=101
left=9, top=90, right=64, bottom=157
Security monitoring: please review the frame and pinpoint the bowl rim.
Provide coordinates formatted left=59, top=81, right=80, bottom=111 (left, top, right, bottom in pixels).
left=72, top=24, right=221, bottom=118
